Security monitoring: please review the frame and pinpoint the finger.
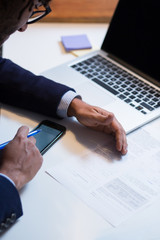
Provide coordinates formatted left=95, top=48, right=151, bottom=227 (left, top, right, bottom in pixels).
left=28, top=136, right=36, bottom=144
left=115, top=129, right=128, bottom=155
left=121, top=143, right=128, bottom=155
left=14, top=126, right=29, bottom=139
left=109, top=118, right=127, bottom=154
left=121, top=131, right=128, bottom=155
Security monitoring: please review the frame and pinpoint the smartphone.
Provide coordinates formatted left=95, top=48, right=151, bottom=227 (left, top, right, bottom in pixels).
left=32, top=120, right=66, bottom=155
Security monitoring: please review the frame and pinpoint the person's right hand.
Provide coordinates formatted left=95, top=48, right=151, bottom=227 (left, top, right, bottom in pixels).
left=0, top=126, right=43, bottom=190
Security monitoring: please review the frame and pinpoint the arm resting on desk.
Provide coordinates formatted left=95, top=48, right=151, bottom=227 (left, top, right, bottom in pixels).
left=0, top=57, right=75, bottom=118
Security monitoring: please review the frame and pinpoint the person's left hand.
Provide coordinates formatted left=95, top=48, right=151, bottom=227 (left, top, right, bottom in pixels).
left=68, top=98, right=128, bottom=155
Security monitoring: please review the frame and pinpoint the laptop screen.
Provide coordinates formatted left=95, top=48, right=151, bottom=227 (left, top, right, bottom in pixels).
left=102, top=0, right=160, bottom=83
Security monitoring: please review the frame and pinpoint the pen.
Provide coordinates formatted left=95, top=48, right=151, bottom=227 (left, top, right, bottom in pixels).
left=0, top=129, right=41, bottom=150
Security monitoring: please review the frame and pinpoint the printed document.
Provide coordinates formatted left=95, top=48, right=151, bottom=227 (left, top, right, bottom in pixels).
left=47, top=119, right=160, bottom=227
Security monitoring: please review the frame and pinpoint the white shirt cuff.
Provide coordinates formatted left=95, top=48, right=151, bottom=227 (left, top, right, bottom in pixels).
left=0, top=173, right=16, bottom=186
left=57, top=90, right=81, bottom=118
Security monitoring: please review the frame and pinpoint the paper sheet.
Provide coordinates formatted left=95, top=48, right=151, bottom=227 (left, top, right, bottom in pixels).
left=46, top=119, right=160, bottom=227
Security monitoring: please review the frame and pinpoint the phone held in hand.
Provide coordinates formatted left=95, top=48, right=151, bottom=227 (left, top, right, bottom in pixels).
left=33, top=120, right=66, bottom=155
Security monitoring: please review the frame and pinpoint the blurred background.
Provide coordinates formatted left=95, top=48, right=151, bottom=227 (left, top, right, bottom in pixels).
left=41, top=0, right=118, bottom=23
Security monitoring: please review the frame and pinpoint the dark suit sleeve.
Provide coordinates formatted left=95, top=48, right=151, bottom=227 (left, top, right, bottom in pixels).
left=0, top=57, right=75, bottom=118
left=0, top=176, right=23, bottom=233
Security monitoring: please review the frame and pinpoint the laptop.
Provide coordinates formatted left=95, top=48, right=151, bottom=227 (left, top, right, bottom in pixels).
left=44, top=0, right=160, bottom=134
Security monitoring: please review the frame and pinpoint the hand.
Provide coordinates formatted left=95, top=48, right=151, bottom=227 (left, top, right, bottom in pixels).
left=0, top=126, right=43, bottom=190
left=68, top=98, right=128, bottom=155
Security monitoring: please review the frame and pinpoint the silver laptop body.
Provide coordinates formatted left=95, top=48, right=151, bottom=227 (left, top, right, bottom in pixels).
left=43, top=0, right=160, bottom=134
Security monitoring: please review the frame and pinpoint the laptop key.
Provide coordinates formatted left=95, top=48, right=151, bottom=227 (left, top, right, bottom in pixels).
left=132, top=91, right=138, bottom=95
left=108, top=81, right=114, bottom=85
left=136, top=106, right=143, bottom=111
left=148, top=101, right=156, bottom=106
left=93, top=72, right=99, bottom=76
left=130, top=103, right=135, bottom=107
left=129, top=95, right=136, bottom=99
left=71, top=65, right=77, bottom=68
left=143, top=97, right=149, bottom=102
left=118, top=94, right=126, bottom=100
left=154, top=102, right=160, bottom=108
left=124, top=92, right=130, bottom=96
left=98, top=75, right=104, bottom=80
left=137, top=94, right=143, bottom=98
left=103, top=79, right=109, bottom=82
left=81, top=70, right=87, bottom=74
left=125, top=99, right=132, bottom=103
left=119, top=88, right=125, bottom=92
left=152, top=97, right=158, bottom=102
left=92, top=78, right=119, bottom=95
left=88, top=69, right=94, bottom=73
left=135, top=98, right=142, bottom=103
left=113, top=85, right=120, bottom=89
left=141, top=102, right=154, bottom=111
left=141, top=110, right=147, bottom=114
left=86, top=74, right=93, bottom=79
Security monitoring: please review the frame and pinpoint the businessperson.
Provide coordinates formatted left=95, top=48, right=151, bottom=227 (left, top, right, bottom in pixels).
left=0, top=0, right=128, bottom=233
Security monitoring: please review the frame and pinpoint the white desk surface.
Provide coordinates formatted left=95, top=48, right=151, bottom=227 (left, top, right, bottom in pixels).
left=1, top=23, right=160, bottom=240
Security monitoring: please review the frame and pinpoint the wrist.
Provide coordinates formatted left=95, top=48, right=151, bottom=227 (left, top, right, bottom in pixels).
left=67, top=98, right=83, bottom=117
left=0, top=169, right=22, bottom=190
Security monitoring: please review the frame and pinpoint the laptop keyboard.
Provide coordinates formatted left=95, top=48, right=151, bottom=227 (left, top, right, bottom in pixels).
left=71, top=54, right=160, bottom=114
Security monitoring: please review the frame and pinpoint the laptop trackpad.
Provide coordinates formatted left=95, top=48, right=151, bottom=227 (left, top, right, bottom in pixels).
left=75, top=82, right=115, bottom=106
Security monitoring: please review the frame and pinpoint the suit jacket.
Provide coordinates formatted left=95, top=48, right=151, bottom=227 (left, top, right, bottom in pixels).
left=0, top=176, right=23, bottom=233
left=0, top=57, right=75, bottom=232
left=0, top=57, right=75, bottom=117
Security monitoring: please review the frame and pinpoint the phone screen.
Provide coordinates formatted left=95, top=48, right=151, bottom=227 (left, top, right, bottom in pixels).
left=33, top=120, right=66, bottom=155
